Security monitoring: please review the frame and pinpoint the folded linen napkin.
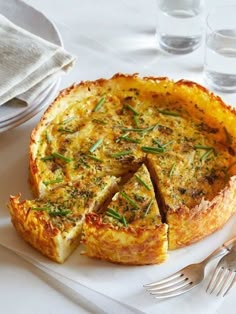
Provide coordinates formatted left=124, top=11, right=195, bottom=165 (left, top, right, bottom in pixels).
left=0, top=13, right=76, bottom=107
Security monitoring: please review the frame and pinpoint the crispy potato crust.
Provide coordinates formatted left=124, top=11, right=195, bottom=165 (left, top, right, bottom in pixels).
left=82, top=213, right=168, bottom=265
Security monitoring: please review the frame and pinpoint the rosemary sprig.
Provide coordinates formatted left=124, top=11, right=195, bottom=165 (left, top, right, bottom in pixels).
left=89, top=138, right=103, bottom=153
left=116, top=134, right=141, bottom=144
left=144, top=199, right=154, bottom=217
left=120, top=191, right=139, bottom=209
left=141, top=146, right=165, bottom=154
left=134, top=175, right=151, bottom=191
left=110, top=150, right=133, bottom=158
left=125, top=104, right=139, bottom=115
left=93, top=97, right=106, bottom=112
left=43, top=178, right=63, bottom=186
left=169, top=162, right=176, bottom=177
left=87, top=154, right=103, bottom=162
left=157, top=109, right=180, bottom=116
left=153, top=139, right=174, bottom=148
left=52, top=152, right=73, bottom=163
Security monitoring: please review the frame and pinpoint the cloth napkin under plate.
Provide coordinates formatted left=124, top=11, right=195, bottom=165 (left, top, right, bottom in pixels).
left=0, top=13, right=76, bottom=107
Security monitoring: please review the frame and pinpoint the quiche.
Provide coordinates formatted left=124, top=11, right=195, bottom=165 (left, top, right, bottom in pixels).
left=8, top=74, right=236, bottom=264
left=82, top=164, right=168, bottom=265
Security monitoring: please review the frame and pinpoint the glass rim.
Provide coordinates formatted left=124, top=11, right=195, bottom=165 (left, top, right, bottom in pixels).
left=207, top=5, right=236, bottom=39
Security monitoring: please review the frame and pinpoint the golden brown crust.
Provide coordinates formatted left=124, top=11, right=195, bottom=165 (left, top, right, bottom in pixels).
left=82, top=213, right=168, bottom=265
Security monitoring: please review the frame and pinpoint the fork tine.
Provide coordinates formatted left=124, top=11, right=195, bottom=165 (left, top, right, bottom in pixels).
left=206, top=265, right=222, bottom=293
left=144, top=271, right=183, bottom=287
left=217, top=271, right=232, bottom=296
left=150, top=278, right=191, bottom=294
left=146, top=275, right=187, bottom=291
left=223, top=272, right=236, bottom=297
left=153, top=282, right=195, bottom=299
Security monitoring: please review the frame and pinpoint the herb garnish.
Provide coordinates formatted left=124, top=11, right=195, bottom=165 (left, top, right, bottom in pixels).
left=133, top=115, right=139, bottom=127
left=120, top=191, right=139, bottom=209
left=110, top=150, right=133, bottom=158
left=61, top=117, right=75, bottom=124
left=135, top=175, right=151, bottom=191
left=122, top=123, right=159, bottom=134
left=32, top=205, right=71, bottom=217
left=106, top=208, right=128, bottom=226
left=144, top=199, right=154, bottom=217
left=94, top=97, right=106, bottom=112
left=87, top=154, right=103, bottom=162
left=141, top=146, right=165, bottom=154
left=41, top=156, right=54, bottom=161
left=52, top=152, right=73, bottom=163
left=194, top=145, right=216, bottom=161
left=157, top=109, right=180, bottom=117
left=45, top=131, right=51, bottom=143
left=43, top=178, right=63, bottom=186
left=116, top=133, right=141, bottom=144
left=89, top=138, right=103, bottom=153
left=169, top=163, right=176, bottom=177
left=125, top=104, right=139, bottom=116
left=58, top=127, right=75, bottom=134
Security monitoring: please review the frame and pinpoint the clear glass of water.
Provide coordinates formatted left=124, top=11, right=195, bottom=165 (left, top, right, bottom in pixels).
left=204, top=5, right=236, bottom=93
left=156, top=0, right=204, bottom=54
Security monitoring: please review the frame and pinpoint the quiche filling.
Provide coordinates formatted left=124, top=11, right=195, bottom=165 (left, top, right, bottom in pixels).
left=8, top=74, right=236, bottom=264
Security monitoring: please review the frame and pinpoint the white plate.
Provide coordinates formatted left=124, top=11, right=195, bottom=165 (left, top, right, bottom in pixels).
left=0, top=0, right=63, bottom=132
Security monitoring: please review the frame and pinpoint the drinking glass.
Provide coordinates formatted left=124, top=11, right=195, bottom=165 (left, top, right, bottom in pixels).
left=204, top=5, right=236, bottom=93
left=156, top=0, right=204, bottom=54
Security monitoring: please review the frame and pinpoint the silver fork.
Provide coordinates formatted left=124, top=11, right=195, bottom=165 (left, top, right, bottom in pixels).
left=206, top=243, right=236, bottom=297
left=144, top=236, right=236, bottom=299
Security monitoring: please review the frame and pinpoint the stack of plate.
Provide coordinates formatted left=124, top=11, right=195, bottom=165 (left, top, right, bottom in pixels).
left=0, top=0, right=63, bottom=133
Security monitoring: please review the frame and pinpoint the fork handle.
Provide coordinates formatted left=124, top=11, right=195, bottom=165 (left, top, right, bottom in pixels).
left=202, top=236, right=236, bottom=266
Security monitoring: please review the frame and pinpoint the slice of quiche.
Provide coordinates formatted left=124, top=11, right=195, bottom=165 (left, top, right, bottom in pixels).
left=9, top=175, right=118, bottom=263
left=82, top=164, right=168, bottom=265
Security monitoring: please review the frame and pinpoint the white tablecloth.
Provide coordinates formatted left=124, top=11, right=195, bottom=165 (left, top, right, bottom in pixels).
left=0, top=0, right=235, bottom=313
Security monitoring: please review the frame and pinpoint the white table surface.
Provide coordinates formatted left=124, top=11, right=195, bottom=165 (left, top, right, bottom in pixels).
left=0, top=0, right=236, bottom=313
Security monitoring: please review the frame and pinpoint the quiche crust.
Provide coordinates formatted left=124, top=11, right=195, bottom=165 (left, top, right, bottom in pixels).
left=8, top=73, right=236, bottom=264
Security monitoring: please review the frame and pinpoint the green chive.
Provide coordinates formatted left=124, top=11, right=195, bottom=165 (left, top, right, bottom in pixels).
left=141, top=146, right=165, bottom=154
left=125, top=104, right=139, bottom=115
left=41, top=156, right=54, bottom=161
left=110, top=150, right=133, bottom=158
left=133, top=115, right=139, bottom=127
left=116, top=132, right=129, bottom=143
left=194, top=145, right=214, bottom=150
left=89, top=138, right=103, bottom=153
left=223, top=127, right=233, bottom=145
left=43, top=178, right=63, bottom=186
left=122, top=124, right=158, bottom=133
left=106, top=208, right=121, bottom=219
left=92, top=118, right=107, bottom=125
left=119, top=137, right=141, bottom=144
left=78, top=157, right=90, bottom=168
left=135, top=175, right=151, bottom=191
left=121, top=215, right=128, bottom=227
left=87, top=155, right=103, bottom=162
left=200, top=149, right=214, bottom=162
left=61, top=117, right=75, bottom=124
left=58, top=127, right=75, bottom=134
left=49, top=210, right=71, bottom=217
left=153, top=139, right=174, bottom=148
left=52, top=152, right=73, bottom=163
left=157, top=109, right=180, bottom=116
left=94, top=97, right=106, bottom=112
left=169, top=163, right=176, bottom=177
left=120, top=191, right=139, bottom=209
left=144, top=199, right=154, bottom=217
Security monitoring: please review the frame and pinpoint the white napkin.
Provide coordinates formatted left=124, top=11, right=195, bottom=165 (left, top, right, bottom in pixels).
left=0, top=13, right=76, bottom=106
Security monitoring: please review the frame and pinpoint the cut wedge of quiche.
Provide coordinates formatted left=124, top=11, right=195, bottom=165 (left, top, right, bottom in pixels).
left=82, top=164, right=168, bottom=265
left=8, top=74, right=236, bottom=264
left=9, top=175, right=118, bottom=263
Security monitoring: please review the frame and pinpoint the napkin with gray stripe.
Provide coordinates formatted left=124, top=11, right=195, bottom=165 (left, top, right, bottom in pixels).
left=0, top=13, right=76, bottom=106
